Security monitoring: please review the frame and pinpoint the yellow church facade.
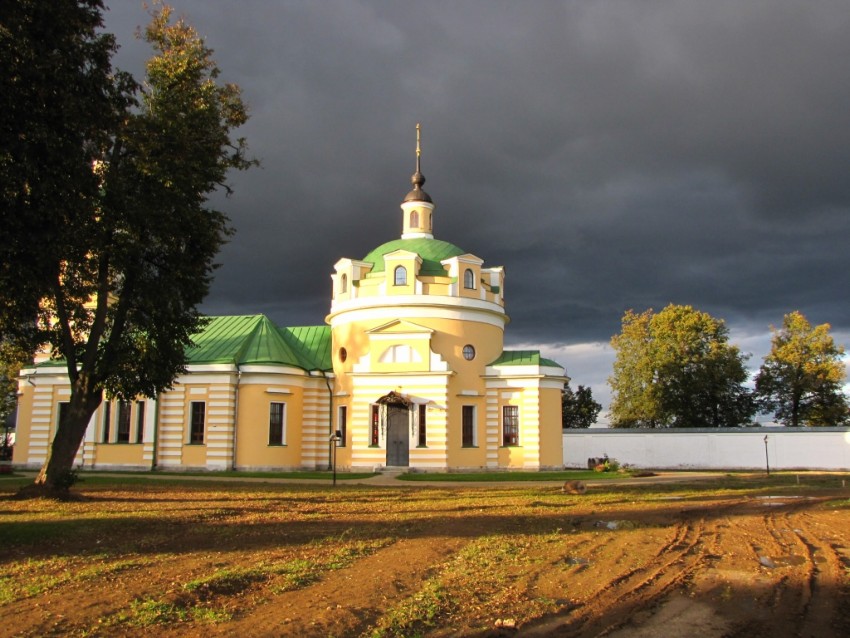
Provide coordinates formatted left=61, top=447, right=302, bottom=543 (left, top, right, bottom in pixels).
left=14, top=136, right=566, bottom=472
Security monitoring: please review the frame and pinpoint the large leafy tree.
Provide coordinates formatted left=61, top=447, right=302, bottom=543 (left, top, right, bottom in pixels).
left=609, top=309, right=664, bottom=427
left=755, top=312, right=848, bottom=427
left=1, top=1, right=254, bottom=493
left=609, top=305, right=755, bottom=428
left=561, top=383, right=602, bottom=429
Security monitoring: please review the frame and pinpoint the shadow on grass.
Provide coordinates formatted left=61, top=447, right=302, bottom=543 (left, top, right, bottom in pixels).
left=0, top=475, right=847, bottom=566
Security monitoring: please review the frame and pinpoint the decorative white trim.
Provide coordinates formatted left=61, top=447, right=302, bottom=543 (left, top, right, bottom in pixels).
left=401, top=231, right=434, bottom=239
left=328, top=295, right=508, bottom=328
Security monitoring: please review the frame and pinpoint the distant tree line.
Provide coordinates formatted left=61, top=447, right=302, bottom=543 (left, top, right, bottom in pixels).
left=607, top=306, right=848, bottom=428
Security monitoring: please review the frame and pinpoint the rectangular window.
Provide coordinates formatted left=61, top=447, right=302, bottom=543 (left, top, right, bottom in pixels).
left=370, top=405, right=380, bottom=446
left=418, top=404, right=427, bottom=447
left=462, top=405, right=476, bottom=447
left=136, top=401, right=146, bottom=444
left=189, top=402, right=206, bottom=444
left=502, top=405, right=519, bottom=446
left=268, top=402, right=286, bottom=445
left=102, top=402, right=111, bottom=443
left=116, top=401, right=131, bottom=443
left=338, top=406, right=347, bottom=447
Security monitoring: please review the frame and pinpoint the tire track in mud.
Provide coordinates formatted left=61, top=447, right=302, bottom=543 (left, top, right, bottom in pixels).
left=740, top=497, right=848, bottom=637
left=783, top=508, right=849, bottom=637
left=522, top=517, right=712, bottom=637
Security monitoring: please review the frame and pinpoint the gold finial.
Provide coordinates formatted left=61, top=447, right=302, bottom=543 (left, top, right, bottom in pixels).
left=415, top=122, right=422, bottom=176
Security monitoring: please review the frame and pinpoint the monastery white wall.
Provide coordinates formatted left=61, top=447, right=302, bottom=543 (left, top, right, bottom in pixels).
left=563, top=427, right=850, bottom=471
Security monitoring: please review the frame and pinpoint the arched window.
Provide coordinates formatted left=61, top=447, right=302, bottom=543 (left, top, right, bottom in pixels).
left=410, top=209, right=419, bottom=228
left=340, top=274, right=347, bottom=293
left=394, top=265, right=407, bottom=286
left=463, top=268, right=475, bottom=289
left=379, top=344, right=422, bottom=363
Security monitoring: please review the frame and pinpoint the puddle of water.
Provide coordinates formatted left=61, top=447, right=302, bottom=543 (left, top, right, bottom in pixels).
left=594, top=520, right=637, bottom=530
left=759, top=554, right=806, bottom=568
left=565, top=556, right=589, bottom=566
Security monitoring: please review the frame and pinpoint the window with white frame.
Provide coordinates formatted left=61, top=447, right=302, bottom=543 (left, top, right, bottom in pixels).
left=189, top=402, right=206, bottom=444
left=463, top=268, right=475, bottom=289
left=269, top=402, right=286, bottom=445
left=116, top=401, right=131, bottom=443
left=379, top=344, right=422, bottom=364
left=462, top=405, right=477, bottom=447
left=338, top=405, right=347, bottom=447
left=394, top=265, right=407, bottom=286
left=502, top=405, right=519, bottom=446
left=370, top=405, right=380, bottom=446
left=136, top=401, right=146, bottom=444
left=102, top=402, right=111, bottom=443
left=418, top=404, right=427, bottom=447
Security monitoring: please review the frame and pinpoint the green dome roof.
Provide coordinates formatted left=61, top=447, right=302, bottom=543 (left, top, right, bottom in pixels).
left=363, top=238, right=465, bottom=276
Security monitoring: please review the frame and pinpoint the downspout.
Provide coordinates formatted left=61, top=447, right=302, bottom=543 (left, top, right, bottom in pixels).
left=231, top=366, right=241, bottom=471
left=320, top=369, right=334, bottom=471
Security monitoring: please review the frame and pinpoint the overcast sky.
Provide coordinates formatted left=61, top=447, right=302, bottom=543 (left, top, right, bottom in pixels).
left=103, top=1, right=850, bottom=417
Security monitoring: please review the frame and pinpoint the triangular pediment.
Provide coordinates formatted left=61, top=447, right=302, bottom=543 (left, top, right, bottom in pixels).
left=382, top=249, right=422, bottom=261
left=366, top=320, right=433, bottom=336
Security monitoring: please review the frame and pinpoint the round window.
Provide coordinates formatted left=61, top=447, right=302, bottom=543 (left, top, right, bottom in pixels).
left=462, top=345, right=475, bottom=361
left=339, top=347, right=347, bottom=362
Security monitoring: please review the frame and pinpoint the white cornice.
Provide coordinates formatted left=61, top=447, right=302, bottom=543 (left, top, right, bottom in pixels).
left=327, top=295, right=508, bottom=328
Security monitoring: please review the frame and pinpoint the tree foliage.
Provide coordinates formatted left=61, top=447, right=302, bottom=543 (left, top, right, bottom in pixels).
left=609, top=309, right=663, bottom=427
left=1, top=0, right=119, bottom=345
left=755, top=311, right=848, bottom=427
left=609, top=305, right=755, bottom=428
left=561, top=383, right=602, bottom=429
left=0, top=1, right=254, bottom=493
left=0, top=339, right=30, bottom=457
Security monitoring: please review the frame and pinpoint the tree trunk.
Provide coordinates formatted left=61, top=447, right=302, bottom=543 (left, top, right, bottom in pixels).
left=24, top=385, right=102, bottom=496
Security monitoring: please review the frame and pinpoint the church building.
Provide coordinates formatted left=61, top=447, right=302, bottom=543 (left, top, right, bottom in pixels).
left=13, top=130, right=566, bottom=472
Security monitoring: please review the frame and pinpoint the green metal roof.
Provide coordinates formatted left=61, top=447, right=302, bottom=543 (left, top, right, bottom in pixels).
left=281, top=325, right=332, bottom=371
left=489, top=350, right=563, bottom=369
left=189, top=315, right=331, bottom=371
left=362, top=238, right=465, bottom=276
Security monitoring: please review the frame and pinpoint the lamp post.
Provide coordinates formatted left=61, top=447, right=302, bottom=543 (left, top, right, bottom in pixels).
left=330, top=430, right=342, bottom=487
left=763, top=435, right=770, bottom=477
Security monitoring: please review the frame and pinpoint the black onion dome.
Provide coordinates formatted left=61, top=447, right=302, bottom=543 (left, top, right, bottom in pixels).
left=404, top=170, right=432, bottom=203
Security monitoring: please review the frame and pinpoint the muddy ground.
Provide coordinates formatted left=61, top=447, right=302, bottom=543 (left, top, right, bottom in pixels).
left=1, top=474, right=849, bottom=637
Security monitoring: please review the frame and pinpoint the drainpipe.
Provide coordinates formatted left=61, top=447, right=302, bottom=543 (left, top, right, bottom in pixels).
left=232, top=367, right=241, bottom=471
left=320, top=370, right=334, bottom=471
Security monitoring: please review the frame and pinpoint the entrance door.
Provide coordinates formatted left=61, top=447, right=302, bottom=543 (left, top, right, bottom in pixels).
left=386, top=405, right=410, bottom=467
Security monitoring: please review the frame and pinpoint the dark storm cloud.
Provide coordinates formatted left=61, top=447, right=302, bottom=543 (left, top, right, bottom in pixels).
left=103, top=1, right=850, bottom=398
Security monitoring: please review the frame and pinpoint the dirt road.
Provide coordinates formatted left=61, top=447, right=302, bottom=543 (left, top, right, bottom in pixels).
left=1, top=475, right=848, bottom=637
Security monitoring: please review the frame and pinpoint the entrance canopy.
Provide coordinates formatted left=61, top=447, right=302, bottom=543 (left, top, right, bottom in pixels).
left=375, top=390, right=413, bottom=408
